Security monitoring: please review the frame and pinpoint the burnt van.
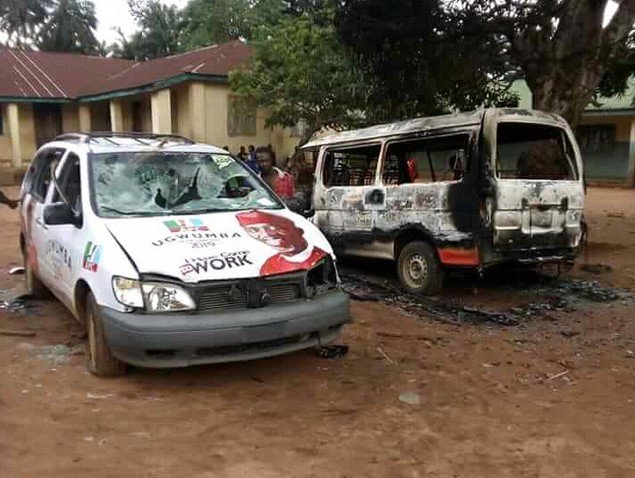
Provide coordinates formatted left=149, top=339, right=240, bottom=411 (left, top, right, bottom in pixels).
left=300, top=108, right=585, bottom=295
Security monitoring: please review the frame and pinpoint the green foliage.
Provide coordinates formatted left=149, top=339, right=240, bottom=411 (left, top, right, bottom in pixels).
left=0, top=0, right=52, bottom=47
left=336, top=0, right=635, bottom=125
left=180, top=0, right=250, bottom=50
left=37, top=0, right=100, bottom=54
left=230, top=12, right=369, bottom=143
left=112, top=0, right=183, bottom=60
left=336, top=0, right=519, bottom=120
left=179, top=0, right=331, bottom=49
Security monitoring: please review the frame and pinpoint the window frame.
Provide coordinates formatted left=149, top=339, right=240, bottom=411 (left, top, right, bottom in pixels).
left=320, top=142, right=383, bottom=189
left=493, top=121, right=579, bottom=181
left=27, top=147, right=66, bottom=203
left=51, top=151, right=82, bottom=214
left=576, top=124, right=616, bottom=153
left=380, top=132, right=472, bottom=186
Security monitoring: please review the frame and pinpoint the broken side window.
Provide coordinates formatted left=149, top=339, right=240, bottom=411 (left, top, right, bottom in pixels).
left=52, top=153, right=82, bottom=212
left=496, top=123, right=577, bottom=180
left=28, top=148, right=65, bottom=202
left=382, top=134, right=470, bottom=185
left=322, top=144, right=380, bottom=187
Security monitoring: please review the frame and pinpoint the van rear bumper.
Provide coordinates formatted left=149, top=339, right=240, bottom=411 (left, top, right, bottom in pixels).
left=99, top=290, right=350, bottom=368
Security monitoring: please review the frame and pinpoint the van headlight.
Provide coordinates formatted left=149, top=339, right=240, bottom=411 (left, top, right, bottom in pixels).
left=112, top=277, right=195, bottom=312
left=142, top=282, right=195, bottom=312
left=112, top=277, right=144, bottom=308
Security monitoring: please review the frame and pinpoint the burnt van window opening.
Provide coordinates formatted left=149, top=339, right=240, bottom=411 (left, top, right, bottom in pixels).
left=383, top=134, right=469, bottom=185
left=496, top=123, right=577, bottom=180
left=322, top=145, right=381, bottom=187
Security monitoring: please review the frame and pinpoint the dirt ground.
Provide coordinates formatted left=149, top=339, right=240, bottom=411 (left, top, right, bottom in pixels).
left=0, top=186, right=634, bottom=478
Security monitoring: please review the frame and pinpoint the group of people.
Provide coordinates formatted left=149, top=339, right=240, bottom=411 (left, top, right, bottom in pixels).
left=227, top=144, right=297, bottom=200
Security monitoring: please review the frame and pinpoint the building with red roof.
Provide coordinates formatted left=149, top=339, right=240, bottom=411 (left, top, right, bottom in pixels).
left=0, top=41, right=299, bottom=170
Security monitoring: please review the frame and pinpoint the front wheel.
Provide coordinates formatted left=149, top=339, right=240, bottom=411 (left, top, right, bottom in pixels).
left=397, top=241, right=444, bottom=295
left=85, top=292, right=127, bottom=377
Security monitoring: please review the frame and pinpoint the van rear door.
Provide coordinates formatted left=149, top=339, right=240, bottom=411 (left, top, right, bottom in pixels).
left=489, top=117, right=584, bottom=253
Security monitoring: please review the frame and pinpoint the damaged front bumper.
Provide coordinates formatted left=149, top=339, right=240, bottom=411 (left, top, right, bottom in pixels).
left=100, top=290, right=350, bottom=368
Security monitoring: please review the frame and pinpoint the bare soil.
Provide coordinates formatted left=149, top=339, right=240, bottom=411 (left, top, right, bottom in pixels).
left=0, top=186, right=634, bottom=478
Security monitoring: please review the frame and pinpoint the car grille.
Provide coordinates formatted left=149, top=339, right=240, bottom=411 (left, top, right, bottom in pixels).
left=195, top=278, right=303, bottom=312
left=198, top=288, right=249, bottom=311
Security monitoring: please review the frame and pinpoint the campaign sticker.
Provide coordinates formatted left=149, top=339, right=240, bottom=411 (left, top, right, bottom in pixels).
left=180, top=251, right=253, bottom=276
left=83, top=241, right=103, bottom=272
left=164, top=218, right=209, bottom=233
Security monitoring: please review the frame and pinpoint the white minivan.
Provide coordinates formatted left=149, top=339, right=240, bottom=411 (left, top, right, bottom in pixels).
left=19, top=133, right=349, bottom=376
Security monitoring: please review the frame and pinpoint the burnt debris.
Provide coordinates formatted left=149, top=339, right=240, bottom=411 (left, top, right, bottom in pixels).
left=340, top=267, right=631, bottom=327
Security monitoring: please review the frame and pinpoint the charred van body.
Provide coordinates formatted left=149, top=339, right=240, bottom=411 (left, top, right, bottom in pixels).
left=301, top=108, right=585, bottom=295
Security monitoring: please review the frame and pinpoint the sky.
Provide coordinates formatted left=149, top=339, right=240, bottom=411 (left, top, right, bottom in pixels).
left=91, top=0, right=620, bottom=45
left=0, top=0, right=623, bottom=46
left=94, top=0, right=188, bottom=45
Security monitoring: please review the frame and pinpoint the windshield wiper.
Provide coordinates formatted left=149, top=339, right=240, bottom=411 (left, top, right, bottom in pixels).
left=100, top=206, right=165, bottom=217
left=172, top=207, right=234, bottom=214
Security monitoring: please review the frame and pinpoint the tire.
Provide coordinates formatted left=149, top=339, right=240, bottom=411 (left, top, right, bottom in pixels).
left=85, top=292, right=127, bottom=377
left=397, top=241, right=445, bottom=295
left=25, top=249, right=49, bottom=299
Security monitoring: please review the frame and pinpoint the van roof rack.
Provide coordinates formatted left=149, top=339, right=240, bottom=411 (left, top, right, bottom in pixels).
left=54, top=132, right=195, bottom=146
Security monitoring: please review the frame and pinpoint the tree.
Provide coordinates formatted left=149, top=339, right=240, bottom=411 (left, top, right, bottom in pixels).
left=337, top=0, right=635, bottom=127
left=37, top=0, right=100, bottom=54
left=113, top=0, right=183, bottom=60
left=180, top=0, right=251, bottom=50
left=453, top=0, right=635, bottom=126
left=336, top=0, right=519, bottom=122
left=230, top=13, right=370, bottom=146
left=0, top=0, right=51, bottom=47
left=179, top=0, right=333, bottom=49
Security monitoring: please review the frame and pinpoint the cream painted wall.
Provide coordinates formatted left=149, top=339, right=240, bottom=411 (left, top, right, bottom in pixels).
left=198, top=82, right=298, bottom=159
left=0, top=103, right=36, bottom=165
left=0, top=79, right=300, bottom=166
left=19, top=104, right=37, bottom=162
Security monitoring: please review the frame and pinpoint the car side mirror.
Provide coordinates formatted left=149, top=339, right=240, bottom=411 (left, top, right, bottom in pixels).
left=44, top=203, right=82, bottom=228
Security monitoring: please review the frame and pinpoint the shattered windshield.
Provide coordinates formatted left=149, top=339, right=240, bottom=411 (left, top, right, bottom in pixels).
left=90, top=151, right=282, bottom=218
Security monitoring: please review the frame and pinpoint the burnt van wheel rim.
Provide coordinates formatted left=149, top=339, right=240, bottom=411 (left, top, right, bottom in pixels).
left=405, top=254, right=428, bottom=287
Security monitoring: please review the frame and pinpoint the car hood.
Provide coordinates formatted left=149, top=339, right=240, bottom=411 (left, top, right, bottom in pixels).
left=104, top=209, right=333, bottom=283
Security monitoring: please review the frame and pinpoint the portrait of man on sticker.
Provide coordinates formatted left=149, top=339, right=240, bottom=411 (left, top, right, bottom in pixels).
left=236, top=210, right=326, bottom=275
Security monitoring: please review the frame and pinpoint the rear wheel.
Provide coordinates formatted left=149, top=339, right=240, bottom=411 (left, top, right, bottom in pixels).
left=85, top=292, right=126, bottom=377
left=397, top=241, right=444, bottom=295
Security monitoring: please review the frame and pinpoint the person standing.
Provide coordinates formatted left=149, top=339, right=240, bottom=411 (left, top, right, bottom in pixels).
left=236, top=146, right=248, bottom=161
left=245, top=144, right=260, bottom=173
left=267, top=143, right=277, bottom=166
left=256, top=146, right=295, bottom=198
